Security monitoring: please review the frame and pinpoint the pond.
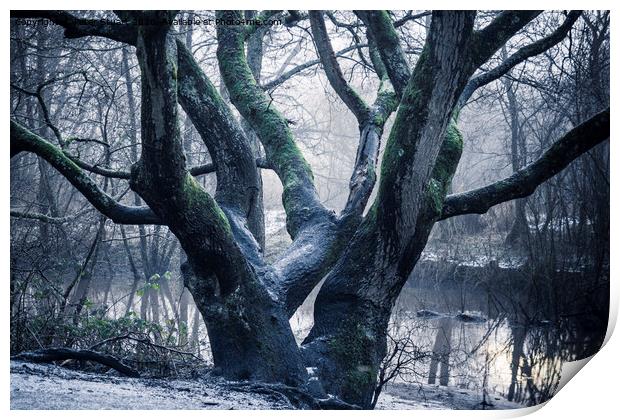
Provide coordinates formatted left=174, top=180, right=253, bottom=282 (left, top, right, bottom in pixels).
left=290, top=259, right=608, bottom=407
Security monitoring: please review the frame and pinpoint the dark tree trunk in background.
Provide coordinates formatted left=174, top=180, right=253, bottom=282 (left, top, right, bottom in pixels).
left=121, top=225, right=142, bottom=316
left=190, top=306, right=201, bottom=352
left=503, top=76, right=530, bottom=246
left=178, top=287, right=190, bottom=344
left=61, top=217, right=106, bottom=326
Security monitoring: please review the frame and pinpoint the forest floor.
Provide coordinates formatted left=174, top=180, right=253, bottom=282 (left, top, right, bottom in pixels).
left=10, top=361, right=522, bottom=410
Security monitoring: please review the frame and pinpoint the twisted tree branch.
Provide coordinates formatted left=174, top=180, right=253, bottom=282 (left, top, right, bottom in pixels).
left=309, top=11, right=370, bottom=123
left=11, top=121, right=161, bottom=225
left=440, top=108, right=610, bottom=220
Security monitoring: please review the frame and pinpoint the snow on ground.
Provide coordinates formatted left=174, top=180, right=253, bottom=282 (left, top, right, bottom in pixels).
left=375, top=383, right=522, bottom=410
left=10, top=361, right=523, bottom=410
left=10, top=361, right=292, bottom=410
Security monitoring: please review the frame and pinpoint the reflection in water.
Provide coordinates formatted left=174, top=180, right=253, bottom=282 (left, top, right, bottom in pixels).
left=385, top=313, right=555, bottom=406
left=507, top=322, right=528, bottom=402
left=383, top=281, right=606, bottom=407
left=428, top=317, right=453, bottom=386
left=291, top=259, right=607, bottom=408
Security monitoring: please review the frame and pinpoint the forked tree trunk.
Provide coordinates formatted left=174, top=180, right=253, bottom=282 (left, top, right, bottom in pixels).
left=181, top=263, right=307, bottom=386
left=129, top=17, right=308, bottom=387
left=9, top=9, right=608, bottom=410
left=301, top=12, right=476, bottom=407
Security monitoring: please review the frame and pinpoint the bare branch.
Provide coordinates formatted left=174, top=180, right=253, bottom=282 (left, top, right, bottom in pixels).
left=261, top=44, right=366, bottom=91
left=459, top=11, right=582, bottom=109
left=70, top=156, right=272, bottom=181
left=440, top=108, right=610, bottom=220
left=11, top=121, right=160, bottom=225
left=471, top=11, right=542, bottom=69
left=66, top=153, right=131, bottom=179
left=393, top=11, right=431, bottom=27
left=309, top=11, right=370, bottom=123
left=10, top=209, right=87, bottom=224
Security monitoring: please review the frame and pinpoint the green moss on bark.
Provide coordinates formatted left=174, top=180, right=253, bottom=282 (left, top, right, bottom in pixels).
left=425, top=120, right=464, bottom=217
left=216, top=11, right=325, bottom=236
left=181, top=174, right=232, bottom=234
left=327, top=322, right=380, bottom=404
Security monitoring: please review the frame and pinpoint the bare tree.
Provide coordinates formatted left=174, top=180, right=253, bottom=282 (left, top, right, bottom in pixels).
left=10, top=10, right=608, bottom=408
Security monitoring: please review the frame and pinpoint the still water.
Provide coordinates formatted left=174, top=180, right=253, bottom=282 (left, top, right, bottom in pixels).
left=290, top=264, right=607, bottom=407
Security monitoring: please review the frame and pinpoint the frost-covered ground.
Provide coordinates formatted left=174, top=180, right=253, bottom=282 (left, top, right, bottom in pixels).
left=10, top=361, right=522, bottom=410
left=375, top=383, right=522, bottom=410
left=10, top=361, right=291, bottom=410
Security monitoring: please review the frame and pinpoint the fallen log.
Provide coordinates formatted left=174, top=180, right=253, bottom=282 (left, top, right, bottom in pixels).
left=11, top=347, right=140, bottom=377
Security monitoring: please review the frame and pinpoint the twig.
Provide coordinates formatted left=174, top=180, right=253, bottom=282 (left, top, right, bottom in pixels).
left=89, top=332, right=203, bottom=361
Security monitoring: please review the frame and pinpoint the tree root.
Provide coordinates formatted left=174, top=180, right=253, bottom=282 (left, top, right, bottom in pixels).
left=11, top=347, right=140, bottom=378
left=228, top=381, right=361, bottom=410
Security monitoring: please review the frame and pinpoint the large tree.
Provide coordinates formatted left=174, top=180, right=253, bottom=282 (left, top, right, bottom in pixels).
left=10, top=10, right=609, bottom=408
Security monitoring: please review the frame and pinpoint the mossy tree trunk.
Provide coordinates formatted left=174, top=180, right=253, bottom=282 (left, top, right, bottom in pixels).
left=128, top=13, right=307, bottom=386
left=301, top=12, right=477, bottom=406
left=10, top=10, right=609, bottom=408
